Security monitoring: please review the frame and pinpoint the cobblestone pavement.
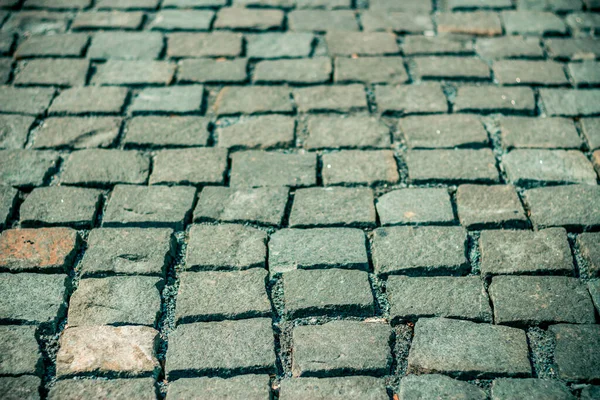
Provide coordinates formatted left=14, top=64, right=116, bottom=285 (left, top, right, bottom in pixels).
left=1, top=0, right=600, bottom=399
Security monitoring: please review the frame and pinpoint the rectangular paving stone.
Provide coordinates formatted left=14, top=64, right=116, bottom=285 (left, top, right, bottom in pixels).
left=454, top=86, right=536, bottom=114
left=71, top=11, right=144, bottom=30
left=288, top=10, right=359, bottom=32
left=178, top=58, right=247, bottom=83
left=370, top=0, right=432, bottom=11
left=503, top=149, right=597, bottom=186
left=292, top=320, right=391, bottom=377
left=491, top=379, right=575, bottom=400
left=68, top=276, right=162, bottom=326
left=489, top=276, right=596, bottom=326
left=375, top=83, right=447, bottom=114
left=376, top=188, right=454, bottom=226
left=15, top=33, right=88, bottom=58
left=0, top=86, right=54, bottom=115
left=524, top=185, right=600, bottom=229
left=0, top=186, right=17, bottom=228
left=0, top=227, right=79, bottom=273
left=150, top=148, right=227, bottom=186
left=20, top=187, right=102, bottom=229
left=387, top=276, right=492, bottom=323
left=166, top=318, right=275, bottom=377
left=289, top=187, right=376, bottom=228
left=130, top=86, right=204, bottom=114
left=149, top=9, right=214, bottom=31
left=56, top=325, right=160, bottom=378
left=502, top=10, right=567, bottom=35
left=0, top=376, right=41, bottom=400
left=89, top=32, right=163, bottom=60
left=2, top=11, right=69, bottom=35
left=103, top=185, right=196, bottom=230
left=0, top=33, right=14, bottom=55
left=480, top=228, right=573, bottom=276
left=0, top=115, right=35, bottom=149
left=48, top=378, right=157, bottom=400
left=0, top=149, right=59, bottom=188
left=124, top=116, right=210, bottom=148
left=254, top=58, right=331, bottom=84
left=176, top=269, right=271, bottom=323
left=294, top=85, right=367, bottom=113
left=305, top=115, right=390, bottom=149
left=566, top=12, right=600, bottom=32
left=14, top=58, right=89, bottom=86
left=493, top=60, right=568, bottom=86
left=96, top=0, right=159, bottom=8
left=167, top=375, right=270, bottom=400
left=399, top=114, right=488, bottom=149
left=161, top=0, right=227, bottom=5
left=269, top=228, right=368, bottom=276
left=456, top=185, right=527, bottom=229
left=0, top=272, right=67, bottom=325
left=334, top=57, right=408, bottom=84
left=24, top=0, right=91, bottom=9
left=167, top=32, right=242, bottom=58
left=246, top=33, right=314, bottom=59
left=49, top=86, right=128, bottom=114
left=407, top=318, right=531, bottom=379
left=283, top=268, right=374, bottom=318
left=214, top=86, right=292, bottom=115
left=32, top=117, right=122, bottom=149
left=406, top=149, right=500, bottom=184
left=581, top=118, right=600, bottom=150
left=402, top=35, right=474, bottom=56
left=372, top=226, right=468, bottom=276
left=92, top=60, right=176, bottom=86
left=540, top=89, right=600, bottom=116
left=446, top=0, right=513, bottom=8
left=412, top=56, right=490, bottom=80
left=549, top=324, right=600, bottom=382
left=186, top=224, right=267, bottom=271
left=545, top=38, right=600, bottom=60
left=361, top=11, right=433, bottom=33
left=214, top=7, right=284, bottom=30
left=569, top=61, right=600, bottom=87
left=500, top=117, right=582, bottom=149
left=230, top=151, right=316, bottom=188
left=326, top=32, right=398, bottom=56
left=475, top=36, right=544, bottom=59
left=216, top=115, right=295, bottom=150
left=279, top=377, right=387, bottom=400
left=400, top=374, right=487, bottom=400
left=322, top=150, right=399, bottom=186
left=436, top=11, right=503, bottom=35
left=578, top=232, right=600, bottom=277
left=0, top=325, right=42, bottom=376
left=61, top=149, right=150, bottom=187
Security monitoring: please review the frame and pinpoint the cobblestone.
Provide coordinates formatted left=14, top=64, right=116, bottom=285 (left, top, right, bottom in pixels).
left=406, top=149, right=499, bottom=183
left=399, top=114, right=488, bottom=149
left=15, top=33, right=87, bottom=58
left=0, top=376, right=41, bottom=400
left=568, top=61, right=600, bottom=87
left=493, top=60, right=568, bottom=86
left=0, top=115, right=34, bottom=149
left=326, top=32, right=398, bottom=56
left=33, top=117, right=122, bottom=149
left=49, top=86, right=128, bottom=115
left=230, top=151, right=316, bottom=187
left=454, top=86, right=536, bottom=114
left=178, top=58, right=247, bottom=84
left=88, top=32, right=163, bottom=60
left=491, top=379, right=575, bottom=400
left=0, top=325, right=41, bottom=375
left=217, top=115, right=295, bottom=150
left=150, top=148, right=227, bottom=185
left=214, top=7, right=284, bottom=31
left=403, top=35, right=474, bottom=55
left=14, top=59, right=89, bottom=86
left=578, top=232, right=600, bottom=277
left=130, top=86, right=204, bottom=114
left=92, top=60, right=176, bottom=86
left=61, top=149, right=150, bottom=186
left=0, top=86, right=54, bottom=115
left=0, top=150, right=59, bottom=187
left=436, top=11, right=503, bottom=36
left=167, top=375, right=270, bottom=400
left=125, top=116, right=210, bottom=148
left=581, top=118, right=600, bottom=150
left=47, top=379, right=157, bottom=400
left=214, top=86, right=292, bottom=115
left=412, top=56, right=490, bottom=80
left=167, top=32, right=242, bottom=58
left=333, top=57, right=408, bottom=84
left=399, top=374, right=486, bottom=400
left=254, top=58, right=332, bottom=84
left=294, top=85, right=367, bottom=113
left=360, top=12, right=433, bottom=33
left=375, top=188, right=454, bottom=226
left=288, top=10, right=358, bottom=32
left=279, top=376, right=387, bottom=400
left=71, top=11, right=144, bottom=30
left=376, top=83, right=447, bottom=114
left=502, top=11, right=567, bottom=35
left=499, top=117, right=582, bottom=149
left=149, top=9, right=214, bottom=31
left=0, top=186, right=17, bottom=228
left=549, top=324, right=600, bottom=382
left=322, top=150, right=399, bottom=186
left=541, top=89, right=600, bottom=116
left=456, top=184, right=527, bottom=229
left=476, top=36, right=544, bottom=59
left=246, top=33, right=313, bottom=59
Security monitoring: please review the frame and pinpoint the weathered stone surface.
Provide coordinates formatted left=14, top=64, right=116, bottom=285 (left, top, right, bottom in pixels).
left=0, top=186, right=17, bottom=228
left=0, top=376, right=41, bottom=400
left=502, top=10, right=566, bottom=35
left=125, top=116, right=210, bottom=148
left=254, top=58, right=331, bottom=84
left=0, top=115, right=35, bottom=150
left=279, top=376, right=387, bottom=400
left=326, top=32, right=398, bottom=56
left=540, top=89, right=600, bottom=117
left=61, top=149, right=150, bottom=186
left=167, top=32, right=242, bottom=58
left=103, top=185, right=196, bottom=230
left=334, top=57, right=408, bottom=84
left=569, top=61, right=600, bottom=87
left=322, top=150, right=399, bottom=186
left=493, top=60, right=568, bottom=85
left=176, top=269, right=271, bottom=322
left=149, top=9, right=214, bottom=31
left=288, top=10, right=358, bottom=31
left=456, top=185, right=527, bottom=229
left=376, top=83, right=447, bottom=114
left=399, top=114, right=488, bottom=149
left=88, top=32, right=163, bottom=60
left=25, top=0, right=90, bottom=7
left=387, top=276, right=492, bottom=323
left=292, top=320, right=391, bottom=377
left=0, top=86, right=54, bottom=115
left=150, top=148, right=227, bottom=185
left=71, top=11, right=144, bottom=30
left=399, top=374, right=487, bottom=400
left=15, top=33, right=88, bottom=58
left=33, top=117, right=122, bottom=149
left=403, top=35, right=474, bottom=56
left=167, top=375, right=270, bottom=400
left=361, top=11, right=433, bottom=33
left=454, top=86, right=536, bottom=114
left=436, top=11, right=503, bottom=35
left=476, top=36, right=544, bottom=59
left=269, top=228, right=368, bottom=275
left=581, top=118, right=600, bottom=150
left=289, top=187, right=376, bottom=228
left=230, top=151, right=316, bottom=188
left=480, top=228, right=573, bottom=276
left=407, top=318, right=531, bottom=378
left=67, top=276, right=163, bottom=326
left=178, top=58, right=247, bottom=84
left=20, top=187, right=102, bottom=229
left=15, top=59, right=89, bottom=86
left=370, top=0, right=432, bottom=11
left=3, top=11, right=69, bottom=35
left=578, top=232, right=600, bottom=277
left=376, top=188, right=454, bottom=226
left=216, top=115, right=295, bottom=150
left=214, top=7, right=284, bottom=30
left=49, top=87, right=128, bottom=114
left=406, top=149, right=499, bottom=183
left=0, top=149, right=58, bottom=187
left=48, top=378, right=156, bottom=400
left=294, top=85, right=367, bottom=113
left=489, top=276, right=596, bottom=325
left=130, top=86, right=204, bottom=114
left=92, top=60, right=176, bottom=86
left=246, top=33, right=313, bottom=59
left=166, top=318, right=275, bottom=376
left=214, top=86, right=292, bottom=115
left=500, top=117, right=582, bottom=149
left=56, top=325, right=160, bottom=377
left=305, top=115, right=390, bottom=149
left=283, top=268, right=373, bottom=318
left=0, top=325, right=41, bottom=376
left=186, top=224, right=267, bottom=271
left=0, top=228, right=79, bottom=273
left=372, top=226, right=468, bottom=276
left=581, top=385, right=600, bottom=400
left=412, top=56, right=490, bottom=80
left=0, top=273, right=66, bottom=325
left=588, top=280, right=599, bottom=313
left=446, top=0, right=512, bottom=8
left=491, top=378, right=575, bottom=400
left=549, top=324, right=600, bottom=382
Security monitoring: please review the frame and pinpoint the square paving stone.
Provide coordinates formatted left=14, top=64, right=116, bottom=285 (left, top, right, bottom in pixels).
left=293, top=85, right=367, bottom=113
left=92, top=60, right=176, bottom=86
left=214, top=86, right=292, bottom=115
left=0, top=227, right=79, bottom=273
left=166, top=318, right=275, bottom=377
left=80, top=228, right=174, bottom=277
left=150, top=148, right=227, bottom=186
left=402, top=35, right=474, bottom=56
left=178, top=58, right=247, bottom=83
left=456, top=185, right=527, bottom=229
left=475, top=36, right=544, bottom=59
left=288, top=10, right=359, bottom=32
left=71, top=11, right=144, bottom=30
left=186, top=224, right=267, bottom=271
left=578, top=232, right=600, bottom=277
left=214, top=7, right=284, bottom=30
left=216, top=115, right=295, bottom=150
left=399, top=114, right=488, bottom=149
left=489, top=276, right=596, bottom=326
left=61, top=149, right=150, bottom=187
left=283, top=268, right=374, bottom=318
left=0, top=115, right=35, bottom=149
left=130, top=86, right=204, bottom=114
left=14, top=33, right=88, bottom=58
left=524, top=185, right=600, bottom=229
left=48, top=378, right=157, bottom=400
left=454, top=86, right=536, bottom=114
left=230, top=151, right=316, bottom=188
left=32, top=117, right=122, bottom=149
left=0, top=273, right=67, bottom=325
left=124, top=116, right=210, bottom=148
left=376, top=188, right=454, bottom=226
left=68, top=276, right=162, bottom=327
left=292, top=320, right=391, bottom=377
left=20, top=187, right=102, bottom=229
left=194, top=186, right=288, bottom=226
left=167, top=375, right=270, bottom=400
left=269, top=228, right=368, bottom=276
left=102, top=185, right=196, bottom=230
left=334, top=56, right=408, bottom=84
left=360, top=11, right=433, bottom=33
left=580, top=118, right=600, bottom=150
left=502, top=11, right=567, bottom=35
left=304, top=115, right=390, bottom=149
left=500, top=117, right=582, bottom=149
left=49, top=87, right=128, bottom=115
left=375, top=83, right=447, bottom=114
left=407, top=317, right=531, bottom=379
left=56, top=325, right=160, bottom=378
left=0, top=186, right=17, bottom=228
left=406, top=149, right=499, bottom=184
left=0, top=376, right=41, bottom=400
left=326, top=32, right=398, bottom=56
left=491, top=379, right=575, bottom=400
left=14, top=59, right=89, bottom=86
left=411, top=56, right=490, bottom=80
left=176, top=269, right=271, bottom=323
left=167, top=32, right=242, bottom=58
left=0, top=149, right=59, bottom=187
left=149, top=9, right=214, bottom=31
left=246, top=33, right=314, bottom=59
left=322, top=150, right=399, bottom=186
left=569, top=61, right=600, bottom=87
left=436, top=11, right=503, bottom=36
left=254, top=58, right=332, bottom=84
left=372, top=226, right=468, bottom=276
left=549, top=324, right=600, bottom=382
left=493, top=60, right=568, bottom=86
left=387, top=276, right=492, bottom=323
left=399, top=374, right=487, bottom=400
left=480, top=228, right=573, bottom=276
left=503, top=149, right=597, bottom=186
left=540, top=89, right=600, bottom=117
left=279, top=376, right=387, bottom=399
left=0, top=325, right=42, bottom=376
left=0, top=86, right=55, bottom=115
left=289, top=187, right=376, bottom=228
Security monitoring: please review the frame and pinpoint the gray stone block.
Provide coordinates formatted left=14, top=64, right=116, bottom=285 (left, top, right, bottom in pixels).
left=0, top=325, right=42, bottom=376
left=376, top=188, right=454, bottom=226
